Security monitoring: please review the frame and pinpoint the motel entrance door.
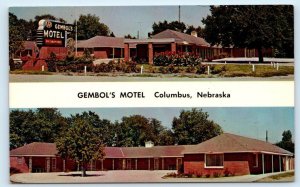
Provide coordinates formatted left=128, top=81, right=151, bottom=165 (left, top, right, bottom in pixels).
left=154, top=158, right=159, bottom=170
left=176, top=158, right=182, bottom=171
left=126, top=159, right=132, bottom=170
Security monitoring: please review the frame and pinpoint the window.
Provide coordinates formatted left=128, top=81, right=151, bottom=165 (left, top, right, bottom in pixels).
left=253, top=153, right=258, bottom=167
left=17, top=157, right=23, bottom=165
left=205, top=154, right=224, bottom=168
left=51, top=158, right=56, bottom=171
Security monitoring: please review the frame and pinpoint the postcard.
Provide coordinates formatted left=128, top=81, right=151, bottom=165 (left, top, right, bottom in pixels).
left=8, top=5, right=294, bottom=183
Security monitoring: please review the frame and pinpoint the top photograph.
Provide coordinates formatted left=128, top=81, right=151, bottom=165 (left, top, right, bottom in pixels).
left=9, top=5, right=294, bottom=82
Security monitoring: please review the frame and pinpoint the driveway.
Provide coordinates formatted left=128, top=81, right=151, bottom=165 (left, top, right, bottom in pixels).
left=9, top=74, right=294, bottom=82
left=10, top=170, right=294, bottom=183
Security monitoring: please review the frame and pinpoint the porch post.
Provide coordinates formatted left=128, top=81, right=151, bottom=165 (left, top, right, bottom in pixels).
left=112, top=48, right=115, bottom=59
left=121, top=48, right=123, bottom=58
left=286, top=156, right=288, bottom=171
left=63, top=159, right=66, bottom=172
left=46, top=157, right=50, bottom=172
left=244, top=48, right=247, bottom=57
left=90, top=160, right=93, bottom=171
left=148, top=158, right=150, bottom=170
left=29, top=157, right=32, bottom=173
left=101, top=159, right=104, bottom=171
left=171, top=42, right=176, bottom=52
left=279, top=155, right=282, bottom=172
left=262, top=154, right=265, bottom=174
left=148, top=43, right=153, bottom=65
left=271, top=155, right=274, bottom=173
left=124, top=43, right=130, bottom=61
left=162, top=158, right=164, bottom=170
left=135, top=158, right=137, bottom=170
left=112, top=159, right=115, bottom=170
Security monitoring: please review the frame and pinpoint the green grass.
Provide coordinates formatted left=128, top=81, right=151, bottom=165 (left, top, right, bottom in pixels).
left=256, top=171, right=294, bottom=182
left=269, top=171, right=294, bottom=180
left=210, top=64, right=293, bottom=77
left=137, top=64, right=294, bottom=77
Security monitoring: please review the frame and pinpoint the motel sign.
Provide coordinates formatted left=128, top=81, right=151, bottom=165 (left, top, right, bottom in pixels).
left=36, top=19, right=75, bottom=47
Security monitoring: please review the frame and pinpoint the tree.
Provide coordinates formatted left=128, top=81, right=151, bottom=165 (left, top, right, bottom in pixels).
left=9, top=13, right=24, bottom=59
left=124, top=34, right=136, bottom=39
left=114, top=115, right=166, bottom=147
left=185, top=25, right=204, bottom=37
left=70, top=111, right=115, bottom=146
left=55, top=117, right=105, bottom=177
left=9, top=108, right=67, bottom=149
left=10, top=110, right=37, bottom=149
left=276, top=130, right=294, bottom=153
left=202, top=5, right=294, bottom=62
left=157, top=129, right=175, bottom=145
left=172, top=108, right=223, bottom=145
left=76, top=14, right=110, bottom=40
left=151, top=20, right=186, bottom=35
left=109, top=32, right=115, bottom=37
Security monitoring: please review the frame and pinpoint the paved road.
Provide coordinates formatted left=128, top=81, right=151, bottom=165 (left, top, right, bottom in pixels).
left=10, top=170, right=294, bottom=183
left=9, top=74, right=294, bottom=82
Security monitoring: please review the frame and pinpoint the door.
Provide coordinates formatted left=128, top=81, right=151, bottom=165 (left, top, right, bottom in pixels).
left=154, top=158, right=159, bottom=170
left=126, top=159, right=131, bottom=170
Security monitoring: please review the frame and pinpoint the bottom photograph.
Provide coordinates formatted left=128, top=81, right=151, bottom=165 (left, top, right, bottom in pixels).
left=9, top=107, right=294, bottom=183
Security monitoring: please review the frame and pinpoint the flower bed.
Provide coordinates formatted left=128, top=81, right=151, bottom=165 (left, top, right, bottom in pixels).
left=154, top=51, right=202, bottom=66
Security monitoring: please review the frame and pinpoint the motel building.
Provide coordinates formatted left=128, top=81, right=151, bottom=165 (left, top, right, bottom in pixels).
left=16, top=29, right=273, bottom=71
left=10, top=133, right=294, bottom=176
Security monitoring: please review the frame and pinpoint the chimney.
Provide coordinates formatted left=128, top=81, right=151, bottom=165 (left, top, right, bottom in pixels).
left=191, top=31, right=198, bottom=37
left=145, top=141, right=154, bottom=148
left=266, top=130, right=268, bottom=142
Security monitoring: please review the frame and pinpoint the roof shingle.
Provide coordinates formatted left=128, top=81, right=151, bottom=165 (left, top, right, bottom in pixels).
left=10, top=133, right=293, bottom=157
left=152, top=29, right=210, bottom=47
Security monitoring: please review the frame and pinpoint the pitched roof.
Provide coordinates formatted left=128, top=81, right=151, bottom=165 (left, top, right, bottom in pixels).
left=183, top=133, right=293, bottom=155
left=152, top=29, right=210, bottom=47
left=10, top=142, right=58, bottom=156
left=10, top=133, right=293, bottom=157
left=77, top=36, right=136, bottom=48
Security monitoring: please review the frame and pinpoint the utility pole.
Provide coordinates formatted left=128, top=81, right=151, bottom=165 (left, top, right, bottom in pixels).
left=179, top=5, right=181, bottom=22
left=75, top=19, right=77, bottom=56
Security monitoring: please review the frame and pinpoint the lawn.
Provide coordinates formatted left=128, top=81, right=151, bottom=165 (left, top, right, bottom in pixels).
left=137, top=63, right=294, bottom=78
left=256, top=171, right=294, bottom=182
left=10, top=63, right=294, bottom=78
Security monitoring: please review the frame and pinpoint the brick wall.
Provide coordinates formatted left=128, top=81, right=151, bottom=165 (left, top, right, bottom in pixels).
left=183, top=153, right=251, bottom=176
left=10, top=156, right=29, bottom=173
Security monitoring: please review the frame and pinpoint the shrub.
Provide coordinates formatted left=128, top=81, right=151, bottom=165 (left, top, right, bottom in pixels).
left=177, top=164, right=184, bottom=174
left=9, top=58, right=15, bottom=71
left=159, top=66, right=168, bottom=74
left=196, top=64, right=207, bottom=74
left=205, top=173, right=211, bottom=178
left=211, top=65, right=226, bottom=74
left=147, top=65, right=156, bottom=73
left=154, top=51, right=202, bottom=66
left=223, top=168, right=231, bottom=177
left=196, top=172, right=203, bottom=178
left=45, top=52, right=58, bottom=72
left=186, top=65, right=196, bottom=73
left=213, top=172, right=221, bottom=178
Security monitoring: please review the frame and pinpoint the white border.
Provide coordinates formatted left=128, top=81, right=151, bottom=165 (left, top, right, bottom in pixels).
left=1, top=0, right=299, bottom=187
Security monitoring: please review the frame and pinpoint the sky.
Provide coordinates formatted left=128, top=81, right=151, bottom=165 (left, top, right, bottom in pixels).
left=12, top=107, right=294, bottom=144
left=9, top=6, right=211, bottom=38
